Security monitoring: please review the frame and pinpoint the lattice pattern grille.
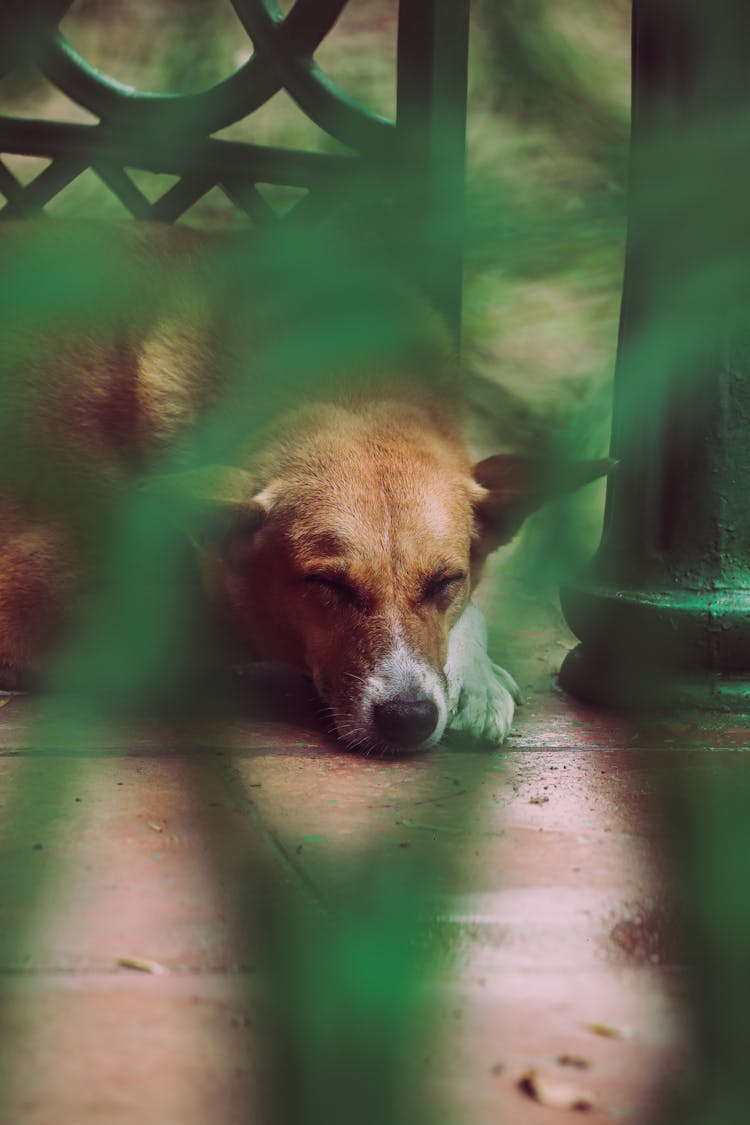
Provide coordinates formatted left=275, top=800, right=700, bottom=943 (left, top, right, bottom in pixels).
left=0, top=0, right=469, bottom=327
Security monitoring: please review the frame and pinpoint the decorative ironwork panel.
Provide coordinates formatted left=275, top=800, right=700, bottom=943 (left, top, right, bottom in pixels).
left=0, top=0, right=470, bottom=330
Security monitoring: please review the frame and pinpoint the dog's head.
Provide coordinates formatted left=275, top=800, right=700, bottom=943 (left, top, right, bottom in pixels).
left=154, top=403, right=610, bottom=755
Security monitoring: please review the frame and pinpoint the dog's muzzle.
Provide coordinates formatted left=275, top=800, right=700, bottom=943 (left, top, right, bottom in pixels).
left=317, top=635, right=448, bottom=754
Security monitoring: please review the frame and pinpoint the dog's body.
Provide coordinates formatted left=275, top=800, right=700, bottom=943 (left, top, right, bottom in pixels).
left=0, top=222, right=605, bottom=753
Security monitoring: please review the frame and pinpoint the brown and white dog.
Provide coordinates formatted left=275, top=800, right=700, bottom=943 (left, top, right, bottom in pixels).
left=0, top=221, right=607, bottom=753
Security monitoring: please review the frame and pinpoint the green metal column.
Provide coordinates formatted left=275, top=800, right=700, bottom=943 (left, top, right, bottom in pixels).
left=560, top=0, right=750, bottom=709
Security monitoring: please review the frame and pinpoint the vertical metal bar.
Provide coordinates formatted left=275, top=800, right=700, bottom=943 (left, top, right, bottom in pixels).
left=396, top=0, right=470, bottom=343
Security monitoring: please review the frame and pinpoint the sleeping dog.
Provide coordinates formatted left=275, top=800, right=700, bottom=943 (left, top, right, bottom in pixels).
left=0, top=221, right=607, bottom=753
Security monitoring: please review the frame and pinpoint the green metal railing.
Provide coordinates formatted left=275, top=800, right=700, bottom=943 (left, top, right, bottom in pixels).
left=0, top=0, right=469, bottom=336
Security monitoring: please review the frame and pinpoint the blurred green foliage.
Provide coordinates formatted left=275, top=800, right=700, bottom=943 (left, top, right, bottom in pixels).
left=7, top=3, right=750, bottom=1125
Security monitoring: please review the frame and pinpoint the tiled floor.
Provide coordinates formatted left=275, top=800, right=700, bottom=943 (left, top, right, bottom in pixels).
left=0, top=659, right=721, bottom=1125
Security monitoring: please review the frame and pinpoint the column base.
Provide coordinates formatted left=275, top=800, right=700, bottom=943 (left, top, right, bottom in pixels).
left=559, top=581, right=750, bottom=710
left=559, top=643, right=750, bottom=712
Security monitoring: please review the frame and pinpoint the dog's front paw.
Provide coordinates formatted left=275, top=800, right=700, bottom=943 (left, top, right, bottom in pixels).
left=445, top=603, right=520, bottom=745
left=447, top=659, right=519, bottom=744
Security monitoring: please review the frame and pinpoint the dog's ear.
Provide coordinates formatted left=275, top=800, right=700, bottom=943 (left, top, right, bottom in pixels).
left=140, top=465, right=268, bottom=568
left=471, top=454, right=615, bottom=556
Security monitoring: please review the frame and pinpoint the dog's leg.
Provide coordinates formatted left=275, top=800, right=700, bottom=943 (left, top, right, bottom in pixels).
left=445, top=601, right=520, bottom=744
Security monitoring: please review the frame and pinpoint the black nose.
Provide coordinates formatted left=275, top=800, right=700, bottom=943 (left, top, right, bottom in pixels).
left=373, top=697, right=439, bottom=748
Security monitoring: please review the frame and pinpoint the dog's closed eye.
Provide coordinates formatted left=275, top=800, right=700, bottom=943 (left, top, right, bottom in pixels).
left=302, top=572, right=366, bottom=611
left=420, top=571, right=466, bottom=607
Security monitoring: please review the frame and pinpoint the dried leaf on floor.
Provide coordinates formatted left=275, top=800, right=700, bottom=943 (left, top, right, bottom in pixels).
left=585, top=1022, right=630, bottom=1040
left=116, top=956, right=167, bottom=975
left=517, top=1067, right=595, bottom=1112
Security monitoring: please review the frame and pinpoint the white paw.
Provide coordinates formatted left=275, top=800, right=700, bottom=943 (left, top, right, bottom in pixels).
left=445, top=603, right=520, bottom=745
left=448, top=659, right=519, bottom=743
